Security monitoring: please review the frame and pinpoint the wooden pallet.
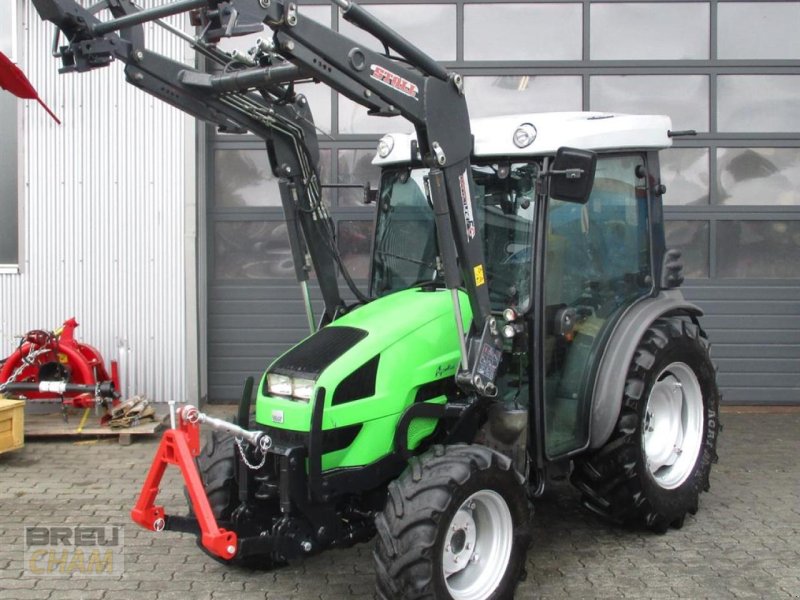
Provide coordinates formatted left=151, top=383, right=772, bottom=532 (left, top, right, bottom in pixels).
left=24, top=407, right=167, bottom=445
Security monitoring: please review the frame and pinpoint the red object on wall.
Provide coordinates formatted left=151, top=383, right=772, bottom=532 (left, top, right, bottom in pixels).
left=0, top=317, right=120, bottom=408
left=0, top=49, right=61, bottom=124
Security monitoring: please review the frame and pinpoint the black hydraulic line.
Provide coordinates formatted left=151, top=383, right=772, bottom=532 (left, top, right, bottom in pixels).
left=333, top=0, right=448, bottom=82
left=178, top=63, right=306, bottom=93
left=149, top=14, right=233, bottom=67
left=427, top=169, right=460, bottom=290
left=92, top=0, right=207, bottom=36
left=210, top=63, right=305, bottom=92
left=279, top=180, right=312, bottom=284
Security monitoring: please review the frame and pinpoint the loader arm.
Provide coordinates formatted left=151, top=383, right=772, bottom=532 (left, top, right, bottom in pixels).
left=31, top=0, right=503, bottom=396
left=31, top=0, right=357, bottom=323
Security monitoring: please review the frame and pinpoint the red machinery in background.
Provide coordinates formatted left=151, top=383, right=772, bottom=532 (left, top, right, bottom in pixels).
left=0, top=318, right=120, bottom=408
left=0, top=50, right=60, bottom=123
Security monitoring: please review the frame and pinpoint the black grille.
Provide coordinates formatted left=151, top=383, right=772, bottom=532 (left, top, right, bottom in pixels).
left=258, top=423, right=363, bottom=454
left=268, top=326, right=368, bottom=379
left=332, top=355, right=380, bottom=406
left=414, top=376, right=458, bottom=403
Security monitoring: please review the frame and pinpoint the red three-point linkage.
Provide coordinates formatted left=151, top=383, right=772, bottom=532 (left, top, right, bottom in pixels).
left=130, top=411, right=238, bottom=560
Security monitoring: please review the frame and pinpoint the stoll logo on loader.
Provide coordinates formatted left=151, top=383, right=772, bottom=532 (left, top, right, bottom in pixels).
left=24, top=525, right=124, bottom=577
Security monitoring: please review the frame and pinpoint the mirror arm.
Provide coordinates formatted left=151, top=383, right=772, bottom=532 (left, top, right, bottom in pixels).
left=547, top=168, right=585, bottom=180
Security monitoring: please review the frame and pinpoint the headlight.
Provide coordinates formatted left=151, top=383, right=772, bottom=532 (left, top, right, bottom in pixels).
left=377, top=135, right=394, bottom=158
left=512, top=123, right=537, bottom=149
left=292, top=378, right=315, bottom=402
left=266, top=373, right=314, bottom=402
left=267, top=373, right=292, bottom=397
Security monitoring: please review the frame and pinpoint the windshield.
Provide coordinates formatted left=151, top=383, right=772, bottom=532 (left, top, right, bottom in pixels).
left=371, top=162, right=538, bottom=311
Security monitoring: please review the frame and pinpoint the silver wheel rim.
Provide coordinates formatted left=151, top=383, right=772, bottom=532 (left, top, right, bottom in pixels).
left=442, top=489, right=513, bottom=600
left=643, top=362, right=704, bottom=490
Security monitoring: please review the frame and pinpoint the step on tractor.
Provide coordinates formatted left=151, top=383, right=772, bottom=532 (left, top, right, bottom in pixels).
left=33, top=1, right=720, bottom=598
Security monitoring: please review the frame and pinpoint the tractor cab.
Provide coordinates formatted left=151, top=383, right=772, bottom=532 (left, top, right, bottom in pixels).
left=370, top=159, right=537, bottom=310
left=372, top=111, right=672, bottom=458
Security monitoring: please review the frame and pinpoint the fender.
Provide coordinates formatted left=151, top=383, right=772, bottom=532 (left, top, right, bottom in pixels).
left=589, top=289, right=703, bottom=449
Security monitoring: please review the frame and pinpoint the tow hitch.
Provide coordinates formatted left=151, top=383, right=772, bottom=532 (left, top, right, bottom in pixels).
left=130, top=406, right=272, bottom=560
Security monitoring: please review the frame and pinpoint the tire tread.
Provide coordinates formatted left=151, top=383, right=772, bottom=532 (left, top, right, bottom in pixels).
left=374, top=444, right=529, bottom=599
left=571, top=316, right=720, bottom=531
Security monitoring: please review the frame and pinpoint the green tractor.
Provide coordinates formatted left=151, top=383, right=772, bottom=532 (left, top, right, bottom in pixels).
left=32, top=0, right=720, bottom=598
left=224, top=113, right=720, bottom=599
left=180, top=112, right=721, bottom=599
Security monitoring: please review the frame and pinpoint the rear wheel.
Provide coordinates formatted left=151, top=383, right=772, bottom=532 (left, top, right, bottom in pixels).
left=572, top=316, right=720, bottom=532
left=374, top=444, right=531, bottom=600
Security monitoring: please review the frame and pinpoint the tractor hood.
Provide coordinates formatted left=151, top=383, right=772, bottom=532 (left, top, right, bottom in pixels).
left=255, top=287, right=471, bottom=461
left=326, top=287, right=469, bottom=361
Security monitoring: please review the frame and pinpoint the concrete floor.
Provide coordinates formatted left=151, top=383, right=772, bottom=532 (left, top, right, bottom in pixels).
left=0, top=408, right=797, bottom=599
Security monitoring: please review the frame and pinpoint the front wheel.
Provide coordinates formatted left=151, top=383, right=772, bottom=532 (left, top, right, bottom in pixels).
left=572, top=316, right=720, bottom=532
left=187, top=429, right=282, bottom=569
left=374, top=444, right=531, bottom=600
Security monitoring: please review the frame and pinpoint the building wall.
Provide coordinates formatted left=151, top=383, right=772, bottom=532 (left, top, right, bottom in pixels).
left=2, top=2, right=795, bottom=405
left=206, top=0, right=800, bottom=404
left=0, top=1, right=192, bottom=402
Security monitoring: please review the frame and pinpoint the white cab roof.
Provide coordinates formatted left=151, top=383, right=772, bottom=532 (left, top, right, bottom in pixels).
left=372, top=112, right=673, bottom=165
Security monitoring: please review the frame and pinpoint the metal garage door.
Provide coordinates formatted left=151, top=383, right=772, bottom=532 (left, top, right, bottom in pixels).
left=205, top=0, right=800, bottom=405
left=682, top=282, right=800, bottom=404
left=206, top=139, right=377, bottom=402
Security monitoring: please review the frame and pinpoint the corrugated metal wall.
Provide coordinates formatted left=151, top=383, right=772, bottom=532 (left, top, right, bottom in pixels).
left=0, top=1, right=191, bottom=402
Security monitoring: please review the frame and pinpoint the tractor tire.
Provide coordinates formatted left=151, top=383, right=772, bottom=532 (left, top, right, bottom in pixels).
left=187, top=430, right=282, bottom=569
left=572, top=316, right=720, bottom=533
left=189, top=430, right=239, bottom=521
left=374, top=444, right=531, bottom=600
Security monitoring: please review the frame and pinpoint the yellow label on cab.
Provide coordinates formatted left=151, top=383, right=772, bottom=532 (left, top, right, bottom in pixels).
left=474, top=264, right=485, bottom=287
left=58, top=353, right=69, bottom=364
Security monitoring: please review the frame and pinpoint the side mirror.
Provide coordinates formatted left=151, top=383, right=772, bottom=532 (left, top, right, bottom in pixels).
left=549, top=147, right=597, bottom=205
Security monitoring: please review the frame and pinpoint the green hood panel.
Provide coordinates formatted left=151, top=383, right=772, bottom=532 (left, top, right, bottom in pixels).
left=332, top=287, right=467, bottom=358
left=255, top=288, right=472, bottom=469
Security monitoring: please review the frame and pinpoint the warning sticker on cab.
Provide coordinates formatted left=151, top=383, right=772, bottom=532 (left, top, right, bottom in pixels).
left=474, top=264, right=485, bottom=287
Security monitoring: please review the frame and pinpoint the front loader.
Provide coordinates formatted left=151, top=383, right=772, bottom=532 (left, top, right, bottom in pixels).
left=32, top=1, right=720, bottom=598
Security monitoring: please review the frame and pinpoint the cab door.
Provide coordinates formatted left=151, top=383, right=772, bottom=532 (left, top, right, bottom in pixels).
left=542, top=153, right=654, bottom=458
